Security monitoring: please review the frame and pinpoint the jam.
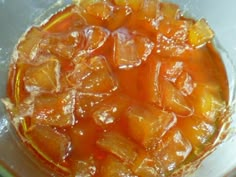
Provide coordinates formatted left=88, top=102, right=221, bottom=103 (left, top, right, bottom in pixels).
left=3, top=0, right=229, bottom=176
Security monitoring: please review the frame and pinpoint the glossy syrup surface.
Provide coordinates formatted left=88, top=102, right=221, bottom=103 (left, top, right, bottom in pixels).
left=4, top=1, right=229, bottom=176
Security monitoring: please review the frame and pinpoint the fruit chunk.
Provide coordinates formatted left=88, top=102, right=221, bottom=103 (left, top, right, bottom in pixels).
left=114, top=0, right=142, bottom=11
left=156, top=20, right=190, bottom=57
left=75, top=92, right=105, bottom=118
left=175, top=71, right=196, bottom=96
left=43, top=10, right=87, bottom=33
left=24, top=59, right=60, bottom=93
left=178, top=116, right=216, bottom=153
left=41, top=30, right=86, bottom=59
left=190, top=83, right=226, bottom=122
left=139, top=57, right=162, bottom=104
left=106, top=6, right=132, bottom=30
left=97, top=132, right=138, bottom=163
left=92, top=104, right=119, bottom=127
left=132, top=152, right=164, bottom=177
left=72, top=156, right=97, bottom=177
left=32, top=90, right=76, bottom=127
left=153, top=128, right=192, bottom=172
left=160, top=2, right=180, bottom=19
left=101, top=155, right=135, bottom=177
left=17, top=27, right=44, bottom=59
left=92, top=95, right=130, bottom=128
left=67, top=55, right=117, bottom=93
left=2, top=97, right=34, bottom=121
left=69, top=121, right=98, bottom=158
left=138, top=0, right=160, bottom=21
left=113, top=28, right=154, bottom=69
left=160, top=60, right=184, bottom=82
left=160, top=79, right=193, bottom=116
left=84, top=26, right=110, bottom=52
left=26, top=125, right=71, bottom=163
left=112, top=28, right=140, bottom=69
left=188, top=18, right=214, bottom=47
left=127, top=105, right=176, bottom=147
left=85, top=2, right=114, bottom=20
left=135, top=33, right=155, bottom=61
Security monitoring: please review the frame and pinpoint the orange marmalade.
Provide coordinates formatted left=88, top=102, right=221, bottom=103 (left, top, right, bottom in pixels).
left=3, top=0, right=229, bottom=176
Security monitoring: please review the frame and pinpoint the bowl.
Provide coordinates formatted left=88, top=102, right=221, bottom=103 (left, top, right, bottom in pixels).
left=0, top=0, right=236, bottom=176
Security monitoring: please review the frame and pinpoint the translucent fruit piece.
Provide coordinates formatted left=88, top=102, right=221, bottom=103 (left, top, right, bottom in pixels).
left=40, top=31, right=86, bottom=59
left=72, top=156, right=97, bottom=177
left=26, top=125, right=71, bottom=163
left=84, top=26, right=110, bottom=52
left=156, top=20, right=190, bottom=57
left=114, top=0, right=142, bottom=11
left=158, top=20, right=190, bottom=42
left=160, top=60, right=184, bottom=82
left=1, top=97, right=34, bottom=121
left=113, top=28, right=140, bottom=69
left=160, top=79, right=193, bottom=116
left=127, top=105, right=176, bottom=147
left=113, top=28, right=154, bottom=69
left=67, top=55, right=117, bottom=93
left=92, top=104, right=120, bottom=127
left=17, top=27, right=44, bottom=59
left=75, top=92, right=105, bottom=118
left=97, top=132, right=138, bottom=163
left=24, top=59, right=60, bottom=93
left=132, top=152, right=164, bottom=177
left=160, top=2, right=180, bottom=19
left=178, top=115, right=216, bottom=153
left=175, top=71, right=196, bottom=96
left=92, top=95, right=130, bottom=128
left=106, top=6, right=132, bottom=30
left=138, top=0, right=160, bottom=21
left=101, top=155, right=136, bottom=177
left=32, top=90, right=76, bottom=127
left=139, top=57, right=161, bottom=104
left=135, top=33, right=155, bottom=61
left=188, top=18, right=214, bottom=47
left=153, top=128, right=192, bottom=172
left=190, top=83, right=226, bottom=123
left=85, top=2, right=114, bottom=20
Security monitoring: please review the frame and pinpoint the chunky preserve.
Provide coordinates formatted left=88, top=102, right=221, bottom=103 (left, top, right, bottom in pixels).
left=3, top=0, right=229, bottom=176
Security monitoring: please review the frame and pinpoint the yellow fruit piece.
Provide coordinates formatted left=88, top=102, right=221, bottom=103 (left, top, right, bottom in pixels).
left=188, top=18, right=214, bottom=47
left=191, top=83, right=226, bottom=123
left=178, top=115, right=216, bottom=153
